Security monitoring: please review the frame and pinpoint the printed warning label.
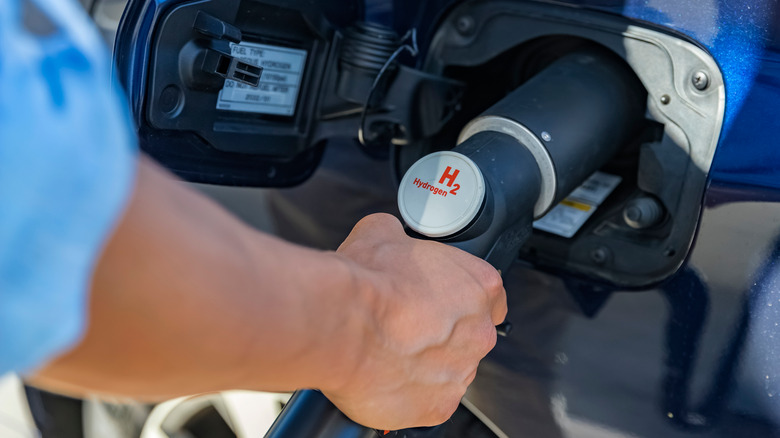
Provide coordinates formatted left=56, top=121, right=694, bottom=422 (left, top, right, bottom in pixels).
left=216, top=42, right=307, bottom=116
left=567, top=172, right=623, bottom=205
left=533, top=172, right=621, bottom=238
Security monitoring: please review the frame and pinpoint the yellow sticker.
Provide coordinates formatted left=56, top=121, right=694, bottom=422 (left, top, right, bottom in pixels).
left=560, top=199, right=593, bottom=212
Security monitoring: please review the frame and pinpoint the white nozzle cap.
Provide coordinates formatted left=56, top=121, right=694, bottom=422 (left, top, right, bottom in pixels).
left=398, top=151, right=486, bottom=238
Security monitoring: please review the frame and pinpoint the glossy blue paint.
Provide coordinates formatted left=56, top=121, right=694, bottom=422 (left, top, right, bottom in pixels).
left=564, top=1, right=775, bottom=124
left=556, top=0, right=780, bottom=189
left=712, top=49, right=780, bottom=188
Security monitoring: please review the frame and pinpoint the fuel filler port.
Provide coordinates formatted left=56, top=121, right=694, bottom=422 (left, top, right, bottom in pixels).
left=398, top=47, right=646, bottom=273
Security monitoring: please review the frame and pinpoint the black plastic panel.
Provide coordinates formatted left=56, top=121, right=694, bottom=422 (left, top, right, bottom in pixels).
left=116, top=0, right=361, bottom=186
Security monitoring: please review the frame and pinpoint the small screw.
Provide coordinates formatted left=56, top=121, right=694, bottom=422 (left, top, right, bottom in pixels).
left=541, top=131, right=552, bottom=142
left=692, top=71, right=710, bottom=91
left=455, top=16, right=475, bottom=35
left=590, top=246, right=610, bottom=265
left=660, top=94, right=671, bottom=105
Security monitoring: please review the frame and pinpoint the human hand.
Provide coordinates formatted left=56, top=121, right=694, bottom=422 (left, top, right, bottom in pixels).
left=323, top=213, right=507, bottom=430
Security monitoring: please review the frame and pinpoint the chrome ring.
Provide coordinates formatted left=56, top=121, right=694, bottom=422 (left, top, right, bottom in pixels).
left=458, top=115, right=557, bottom=218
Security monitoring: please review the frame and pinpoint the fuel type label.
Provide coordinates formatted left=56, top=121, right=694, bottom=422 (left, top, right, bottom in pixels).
left=533, top=172, right=621, bottom=238
left=216, top=42, right=307, bottom=116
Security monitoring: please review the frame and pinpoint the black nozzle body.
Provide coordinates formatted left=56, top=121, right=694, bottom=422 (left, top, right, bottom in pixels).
left=442, top=131, right=542, bottom=272
left=442, top=48, right=645, bottom=271
left=265, top=391, right=375, bottom=438
left=476, top=47, right=646, bottom=213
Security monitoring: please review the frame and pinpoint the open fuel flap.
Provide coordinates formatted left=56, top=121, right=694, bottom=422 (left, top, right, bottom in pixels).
left=114, top=0, right=463, bottom=187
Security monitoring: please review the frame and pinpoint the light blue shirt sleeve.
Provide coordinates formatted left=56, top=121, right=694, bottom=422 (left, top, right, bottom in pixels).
left=0, top=0, right=137, bottom=374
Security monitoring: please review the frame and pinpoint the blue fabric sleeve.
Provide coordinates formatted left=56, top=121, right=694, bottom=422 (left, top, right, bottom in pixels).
left=0, top=0, right=137, bottom=374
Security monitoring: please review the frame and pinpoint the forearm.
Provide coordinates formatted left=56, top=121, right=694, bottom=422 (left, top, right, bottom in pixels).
left=30, top=157, right=368, bottom=400
left=27, top=155, right=505, bottom=430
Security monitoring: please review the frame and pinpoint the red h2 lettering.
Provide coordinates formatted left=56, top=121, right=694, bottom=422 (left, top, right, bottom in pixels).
left=439, top=166, right=460, bottom=187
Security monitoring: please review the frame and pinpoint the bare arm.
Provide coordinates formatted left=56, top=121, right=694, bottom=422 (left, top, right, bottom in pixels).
left=30, top=156, right=506, bottom=429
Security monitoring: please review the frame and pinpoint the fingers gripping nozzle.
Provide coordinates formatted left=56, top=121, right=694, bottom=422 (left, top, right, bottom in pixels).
left=398, top=48, right=646, bottom=272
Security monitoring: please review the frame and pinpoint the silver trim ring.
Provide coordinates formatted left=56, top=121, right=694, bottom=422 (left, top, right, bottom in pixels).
left=458, top=116, right=557, bottom=218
